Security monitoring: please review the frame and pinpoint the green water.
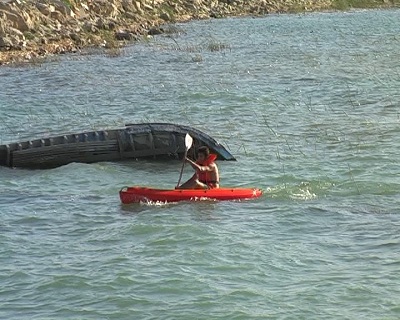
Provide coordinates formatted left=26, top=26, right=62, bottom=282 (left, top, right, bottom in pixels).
left=1, top=9, right=400, bottom=319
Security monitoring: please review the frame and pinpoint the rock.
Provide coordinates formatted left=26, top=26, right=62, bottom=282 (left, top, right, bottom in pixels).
left=124, top=12, right=140, bottom=20
left=148, top=26, right=163, bottom=35
left=0, top=9, right=33, bottom=32
left=115, top=31, right=134, bottom=40
left=121, top=0, right=135, bottom=12
left=36, top=3, right=50, bottom=16
left=160, top=12, right=171, bottom=21
left=37, top=24, right=51, bottom=34
left=48, top=35, right=61, bottom=43
left=197, top=13, right=210, bottom=20
left=69, top=32, right=80, bottom=42
left=82, top=21, right=97, bottom=33
left=87, top=34, right=102, bottom=45
left=50, top=10, right=66, bottom=22
left=178, top=14, right=192, bottom=21
left=0, top=3, right=11, bottom=11
left=210, top=11, right=223, bottom=18
left=0, top=33, right=22, bottom=49
left=95, top=18, right=116, bottom=30
left=142, top=3, right=153, bottom=10
left=37, top=47, right=47, bottom=56
left=108, top=20, right=117, bottom=30
left=126, top=23, right=141, bottom=34
left=81, top=3, right=89, bottom=11
left=0, top=36, right=13, bottom=49
left=14, top=39, right=26, bottom=50
left=8, top=26, right=24, bottom=38
left=95, top=18, right=107, bottom=29
left=48, top=0, right=74, bottom=17
left=134, top=1, right=143, bottom=14
left=90, top=1, right=119, bottom=18
left=49, top=20, right=62, bottom=31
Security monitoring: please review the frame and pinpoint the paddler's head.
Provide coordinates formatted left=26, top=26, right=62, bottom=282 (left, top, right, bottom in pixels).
left=197, top=146, right=210, bottom=163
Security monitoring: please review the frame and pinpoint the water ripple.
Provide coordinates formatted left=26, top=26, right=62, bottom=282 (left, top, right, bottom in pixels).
left=1, top=9, right=400, bottom=320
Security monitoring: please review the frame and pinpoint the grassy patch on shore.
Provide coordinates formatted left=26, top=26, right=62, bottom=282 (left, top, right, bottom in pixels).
left=96, top=30, right=119, bottom=48
left=287, top=4, right=306, bottom=13
left=61, top=0, right=73, bottom=8
left=332, top=0, right=400, bottom=10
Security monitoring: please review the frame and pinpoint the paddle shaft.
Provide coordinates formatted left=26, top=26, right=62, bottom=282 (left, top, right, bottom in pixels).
left=176, top=149, right=189, bottom=188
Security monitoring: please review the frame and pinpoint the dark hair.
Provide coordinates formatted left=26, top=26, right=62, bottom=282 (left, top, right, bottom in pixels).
left=197, top=146, right=210, bottom=157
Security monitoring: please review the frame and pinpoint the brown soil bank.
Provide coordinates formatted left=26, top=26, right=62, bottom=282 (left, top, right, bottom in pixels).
left=0, top=0, right=398, bottom=65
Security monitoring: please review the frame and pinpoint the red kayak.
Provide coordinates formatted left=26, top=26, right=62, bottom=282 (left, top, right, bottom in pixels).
left=120, top=186, right=263, bottom=204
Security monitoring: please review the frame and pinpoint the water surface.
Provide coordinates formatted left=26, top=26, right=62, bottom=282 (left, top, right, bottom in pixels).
left=1, top=9, right=400, bottom=319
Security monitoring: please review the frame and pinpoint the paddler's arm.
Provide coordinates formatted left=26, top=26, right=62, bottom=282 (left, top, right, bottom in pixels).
left=186, top=158, right=213, bottom=172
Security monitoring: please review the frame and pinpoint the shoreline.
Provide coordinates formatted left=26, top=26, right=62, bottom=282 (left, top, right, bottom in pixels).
left=0, top=0, right=399, bottom=66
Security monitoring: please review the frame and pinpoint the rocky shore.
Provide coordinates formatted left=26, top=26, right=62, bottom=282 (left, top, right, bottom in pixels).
left=0, top=0, right=396, bottom=65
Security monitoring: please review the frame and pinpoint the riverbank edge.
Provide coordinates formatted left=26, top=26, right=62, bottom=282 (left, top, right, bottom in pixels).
left=0, top=0, right=399, bottom=66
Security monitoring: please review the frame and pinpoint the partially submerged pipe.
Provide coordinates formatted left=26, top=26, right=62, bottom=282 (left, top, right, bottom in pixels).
left=0, top=123, right=236, bottom=169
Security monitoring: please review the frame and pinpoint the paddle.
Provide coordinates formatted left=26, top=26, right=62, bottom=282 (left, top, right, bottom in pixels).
left=176, top=133, right=193, bottom=188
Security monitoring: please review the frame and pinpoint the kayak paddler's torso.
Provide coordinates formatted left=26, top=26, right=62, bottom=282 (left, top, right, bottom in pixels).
left=196, top=154, right=219, bottom=187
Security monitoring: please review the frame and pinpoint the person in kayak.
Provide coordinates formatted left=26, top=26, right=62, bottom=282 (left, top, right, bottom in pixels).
left=178, top=146, right=220, bottom=189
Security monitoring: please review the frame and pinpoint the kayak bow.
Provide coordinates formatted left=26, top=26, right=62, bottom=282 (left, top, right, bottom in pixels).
left=120, top=186, right=263, bottom=204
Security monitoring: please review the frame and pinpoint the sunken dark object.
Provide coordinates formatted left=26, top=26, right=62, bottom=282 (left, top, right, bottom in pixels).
left=0, top=123, right=236, bottom=169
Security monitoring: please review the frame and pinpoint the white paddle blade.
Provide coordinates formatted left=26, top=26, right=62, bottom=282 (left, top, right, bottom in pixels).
left=185, top=133, right=193, bottom=151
